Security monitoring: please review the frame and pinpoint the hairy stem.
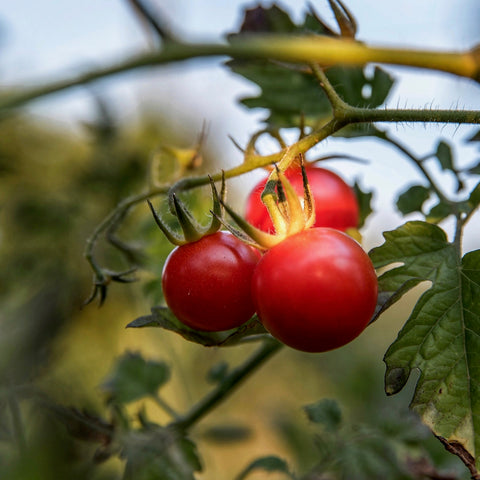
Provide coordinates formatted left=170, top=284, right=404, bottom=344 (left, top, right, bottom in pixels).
left=171, top=338, right=282, bottom=432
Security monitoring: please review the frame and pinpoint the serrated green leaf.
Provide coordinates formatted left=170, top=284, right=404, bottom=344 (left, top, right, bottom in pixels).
left=236, top=455, right=293, bottom=480
left=353, top=181, right=372, bottom=228
left=396, top=185, right=431, bottom=215
left=304, top=399, right=342, bottom=431
left=370, top=221, right=480, bottom=469
left=102, top=352, right=170, bottom=404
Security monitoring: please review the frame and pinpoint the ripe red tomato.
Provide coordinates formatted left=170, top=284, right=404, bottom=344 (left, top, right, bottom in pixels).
left=251, top=228, right=377, bottom=352
left=245, top=166, right=359, bottom=233
left=162, top=231, right=260, bottom=331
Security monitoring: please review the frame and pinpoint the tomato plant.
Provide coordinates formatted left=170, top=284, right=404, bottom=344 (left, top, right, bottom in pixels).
left=245, top=166, right=359, bottom=233
left=162, top=231, right=260, bottom=331
left=5, top=0, right=480, bottom=478
left=252, top=228, right=378, bottom=353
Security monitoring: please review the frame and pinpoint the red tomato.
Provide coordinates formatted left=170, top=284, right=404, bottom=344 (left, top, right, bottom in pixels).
left=245, top=167, right=359, bottom=233
left=162, top=232, right=260, bottom=331
left=251, top=228, right=377, bottom=352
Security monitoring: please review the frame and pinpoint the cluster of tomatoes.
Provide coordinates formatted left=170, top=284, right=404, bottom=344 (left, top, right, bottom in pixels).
left=161, top=166, right=378, bottom=353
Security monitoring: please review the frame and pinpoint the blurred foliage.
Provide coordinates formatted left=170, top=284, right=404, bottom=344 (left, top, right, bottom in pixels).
left=0, top=102, right=216, bottom=478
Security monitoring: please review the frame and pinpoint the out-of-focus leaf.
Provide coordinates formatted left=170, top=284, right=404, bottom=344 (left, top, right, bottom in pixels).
left=467, top=181, right=480, bottom=211
left=396, top=184, right=431, bottom=215
left=435, top=141, right=454, bottom=171
left=353, top=181, right=373, bottom=228
left=466, top=128, right=480, bottom=143
left=304, top=399, right=342, bottom=431
left=206, top=361, right=229, bottom=384
left=123, top=429, right=202, bottom=480
left=227, top=4, right=394, bottom=131
left=465, top=160, right=480, bottom=175
left=102, top=352, right=170, bottom=404
left=43, top=403, right=113, bottom=445
left=370, top=221, right=480, bottom=472
left=434, top=140, right=463, bottom=191
left=236, top=455, right=294, bottom=480
left=426, top=201, right=452, bottom=223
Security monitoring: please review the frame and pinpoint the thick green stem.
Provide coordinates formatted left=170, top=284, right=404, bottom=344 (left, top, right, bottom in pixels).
left=1, top=36, right=479, bottom=112
left=171, top=339, right=282, bottom=432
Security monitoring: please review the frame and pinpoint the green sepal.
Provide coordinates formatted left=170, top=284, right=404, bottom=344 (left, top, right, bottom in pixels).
left=148, top=175, right=227, bottom=246
left=261, top=172, right=289, bottom=236
left=218, top=199, right=279, bottom=250
left=277, top=169, right=306, bottom=235
left=300, top=158, right=315, bottom=228
left=147, top=199, right=186, bottom=246
left=204, top=173, right=226, bottom=236
left=171, top=194, right=204, bottom=242
left=327, top=0, right=357, bottom=38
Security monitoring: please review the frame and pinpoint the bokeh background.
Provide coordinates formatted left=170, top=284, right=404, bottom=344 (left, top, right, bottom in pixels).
left=1, top=1, right=480, bottom=478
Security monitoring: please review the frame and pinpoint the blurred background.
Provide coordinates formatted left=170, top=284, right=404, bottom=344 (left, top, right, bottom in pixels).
left=1, top=1, right=480, bottom=479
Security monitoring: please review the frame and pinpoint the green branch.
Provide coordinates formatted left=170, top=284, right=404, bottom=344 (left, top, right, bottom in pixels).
left=343, top=106, right=480, bottom=125
left=1, top=36, right=479, bottom=112
left=171, top=338, right=282, bottom=432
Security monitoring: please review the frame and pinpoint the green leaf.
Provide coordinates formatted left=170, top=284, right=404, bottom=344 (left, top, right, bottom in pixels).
left=466, top=128, right=480, bottom=143
left=467, top=181, right=480, bottom=212
left=236, top=455, right=294, bottom=480
left=426, top=201, right=452, bottom=223
left=304, top=399, right=342, bottom=431
left=370, top=221, right=480, bottom=469
left=127, top=306, right=227, bottom=346
left=353, top=181, right=373, bottom=228
left=227, top=5, right=394, bottom=130
left=127, top=307, right=269, bottom=347
left=435, top=141, right=454, bottom=171
left=102, top=352, right=170, bottom=404
left=396, top=185, right=431, bottom=215
left=465, top=160, right=480, bottom=175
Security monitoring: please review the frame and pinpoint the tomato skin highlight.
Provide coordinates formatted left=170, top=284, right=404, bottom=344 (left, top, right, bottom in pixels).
left=245, top=167, right=359, bottom=233
left=251, top=228, right=378, bottom=352
left=162, top=232, right=260, bottom=331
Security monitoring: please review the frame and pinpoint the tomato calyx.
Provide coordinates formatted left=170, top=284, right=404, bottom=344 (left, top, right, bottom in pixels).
left=215, top=157, right=317, bottom=250
left=148, top=174, right=226, bottom=246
